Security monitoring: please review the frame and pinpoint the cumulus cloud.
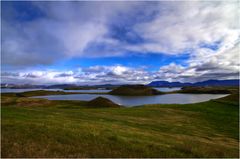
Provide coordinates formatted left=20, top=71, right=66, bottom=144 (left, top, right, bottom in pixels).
left=132, top=1, right=239, bottom=53
left=1, top=1, right=239, bottom=83
left=78, top=65, right=151, bottom=84
left=1, top=1, right=142, bottom=66
left=1, top=70, right=78, bottom=84
left=1, top=61, right=239, bottom=85
left=1, top=65, right=153, bottom=85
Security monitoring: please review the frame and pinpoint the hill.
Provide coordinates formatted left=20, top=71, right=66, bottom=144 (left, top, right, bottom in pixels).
left=148, top=79, right=239, bottom=87
left=179, top=86, right=233, bottom=94
left=109, top=85, right=162, bottom=96
left=87, top=97, right=120, bottom=108
left=148, top=81, right=191, bottom=87
left=193, top=79, right=239, bottom=86
left=1, top=92, right=239, bottom=157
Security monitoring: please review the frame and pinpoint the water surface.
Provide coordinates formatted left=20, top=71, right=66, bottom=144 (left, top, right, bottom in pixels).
left=32, top=93, right=228, bottom=107
left=63, top=89, right=111, bottom=93
left=154, top=87, right=181, bottom=92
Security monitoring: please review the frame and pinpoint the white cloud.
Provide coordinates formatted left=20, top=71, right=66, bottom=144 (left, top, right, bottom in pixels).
left=132, top=1, right=239, bottom=54
left=109, top=65, right=129, bottom=76
left=127, top=1, right=239, bottom=82
left=1, top=1, right=239, bottom=83
left=1, top=65, right=152, bottom=85
left=2, top=1, right=239, bottom=60
left=1, top=60, right=239, bottom=85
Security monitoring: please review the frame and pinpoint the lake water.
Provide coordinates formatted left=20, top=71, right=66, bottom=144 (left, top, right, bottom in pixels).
left=154, top=87, right=181, bottom=92
left=0, top=87, right=179, bottom=93
left=63, top=89, right=111, bottom=93
left=31, top=93, right=228, bottom=107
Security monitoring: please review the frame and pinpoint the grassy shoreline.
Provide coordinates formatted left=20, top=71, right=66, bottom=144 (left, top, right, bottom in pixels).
left=1, top=90, right=108, bottom=97
left=2, top=85, right=238, bottom=98
left=1, top=90, right=239, bottom=157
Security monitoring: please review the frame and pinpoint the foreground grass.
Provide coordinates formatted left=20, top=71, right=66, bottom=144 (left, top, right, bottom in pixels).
left=1, top=93, right=239, bottom=157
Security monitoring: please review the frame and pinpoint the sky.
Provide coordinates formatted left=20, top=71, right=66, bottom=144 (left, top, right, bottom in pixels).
left=1, top=1, right=239, bottom=85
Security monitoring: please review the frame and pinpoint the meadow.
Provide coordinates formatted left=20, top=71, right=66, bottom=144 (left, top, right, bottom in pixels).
left=1, top=90, right=239, bottom=157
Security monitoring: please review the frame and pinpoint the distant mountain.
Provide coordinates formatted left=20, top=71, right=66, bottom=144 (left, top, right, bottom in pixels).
left=193, top=79, right=240, bottom=87
left=2, top=79, right=239, bottom=89
left=148, top=81, right=191, bottom=87
left=148, top=79, right=239, bottom=87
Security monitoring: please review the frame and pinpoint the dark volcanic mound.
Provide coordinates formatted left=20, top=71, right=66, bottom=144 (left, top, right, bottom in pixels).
left=180, top=86, right=232, bottom=94
left=109, top=85, right=162, bottom=96
left=87, top=97, right=120, bottom=108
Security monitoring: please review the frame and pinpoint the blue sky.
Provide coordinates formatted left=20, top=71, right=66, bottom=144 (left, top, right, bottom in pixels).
left=1, top=1, right=239, bottom=85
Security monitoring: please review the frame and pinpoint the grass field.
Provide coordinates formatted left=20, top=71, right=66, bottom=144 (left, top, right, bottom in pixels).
left=1, top=92, right=239, bottom=157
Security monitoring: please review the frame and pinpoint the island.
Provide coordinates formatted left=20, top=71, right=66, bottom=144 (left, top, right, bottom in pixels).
left=109, top=85, right=162, bottom=96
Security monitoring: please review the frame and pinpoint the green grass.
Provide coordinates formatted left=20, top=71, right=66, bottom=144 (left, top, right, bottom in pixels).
left=87, top=97, right=121, bottom=108
left=178, top=86, right=239, bottom=94
left=1, top=93, right=239, bottom=158
left=1, top=90, right=107, bottom=98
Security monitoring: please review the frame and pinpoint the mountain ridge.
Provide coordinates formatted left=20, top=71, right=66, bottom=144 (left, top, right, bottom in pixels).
left=148, top=79, right=239, bottom=87
left=1, top=79, right=239, bottom=89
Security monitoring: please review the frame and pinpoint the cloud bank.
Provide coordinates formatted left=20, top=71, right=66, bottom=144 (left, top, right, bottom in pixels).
left=1, top=1, right=239, bottom=84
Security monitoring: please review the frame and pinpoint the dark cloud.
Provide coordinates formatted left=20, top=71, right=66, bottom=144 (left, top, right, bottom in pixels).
left=197, top=72, right=239, bottom=81
left=1, top=63, right=239, bottom=85
left=23, top=73, right=39, bottom=78
left=1, top=1, right=239, bottom=84
left=195, top=62, right=221, bottom=72
left=54, top=73, right=73, bottom=78
left=1, top=72, right=19, bottom=77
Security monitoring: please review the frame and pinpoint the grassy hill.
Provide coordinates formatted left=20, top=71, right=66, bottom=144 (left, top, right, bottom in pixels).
left=109, top=85, right=162, bottom=96
left=1, top=91, right=239, bottom=157
left=178, top=86, right=237, bottom=94
left=87, top=97, right=120, bottom=108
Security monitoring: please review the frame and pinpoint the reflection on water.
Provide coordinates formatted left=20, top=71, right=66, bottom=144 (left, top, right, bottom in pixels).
left=31, top=93, right=228, bottom=107
left=154, top=87, right=181, bottom=92
left=63, top=89, right=111, bottom=93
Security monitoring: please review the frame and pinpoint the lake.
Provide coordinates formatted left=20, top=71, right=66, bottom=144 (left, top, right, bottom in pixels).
left=31, top=93, right=228, bottom=107
left=154, top=87, right=181, bottom=92
left=63, top=89, right=111, bottom=93
left=1, top=87, right=180, bottom=93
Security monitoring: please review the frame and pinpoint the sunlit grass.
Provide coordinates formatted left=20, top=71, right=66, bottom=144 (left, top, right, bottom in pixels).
left=1, top=93, right=239, bottom=157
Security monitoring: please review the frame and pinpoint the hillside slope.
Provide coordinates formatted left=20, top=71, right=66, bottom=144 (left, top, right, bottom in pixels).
left=109, top=85, right=162, bottom=96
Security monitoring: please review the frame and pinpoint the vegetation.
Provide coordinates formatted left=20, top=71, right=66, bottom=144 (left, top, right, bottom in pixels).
left=1, top=90, right=239, bottom=157
left=87, top=97, right=120, bottom=108
left=178, top=86, right=237, bottom=94
left=109, top=85, right=162, bottom=96
left=1, top=90, right=79, bottom=97
left=1, top=90, right=107, bottom=98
